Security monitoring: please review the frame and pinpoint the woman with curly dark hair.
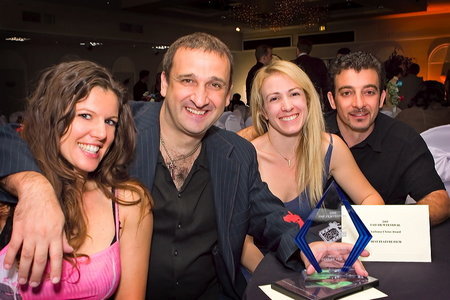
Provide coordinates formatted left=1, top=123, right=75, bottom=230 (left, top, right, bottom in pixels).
left=0, top=60, right=153, bottom=299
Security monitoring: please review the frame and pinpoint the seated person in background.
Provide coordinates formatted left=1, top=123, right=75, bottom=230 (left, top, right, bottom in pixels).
left=214, top=110, right=232, bottom=129
left=224, top=107, right=245, bottom=132
left=133, top=69, right=149, bottom=101
left=226, top=92, right=244, bottom=111
left=239, top=60, right=383, bottom=273
left=0, top=114, right=7, bottom=125
left=398, top=63, right=423, bottom=109
left=396, top=80, right=450, bottom=133
left=8, top=111, right=24, bottom=124
left=226, top=101, right=251, bottom=132
left=382, top=67, right=403, bottom=118
left=222, top=93, right=251, bottom=132
left=326, top=51, right=450, bottom=225
left=0, top=61, right=153, bottom=298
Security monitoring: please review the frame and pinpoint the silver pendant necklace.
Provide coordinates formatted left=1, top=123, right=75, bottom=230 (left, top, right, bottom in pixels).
left=160, top=136, right=201, bottom=179
left=267, top=135, right=294, bottom=167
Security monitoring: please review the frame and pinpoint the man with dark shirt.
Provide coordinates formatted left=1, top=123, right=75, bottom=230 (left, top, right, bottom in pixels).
left=325, top=51, right=450, bottom=225
left=0, top=33, right=368, bottom=299
left=245, top=44, right=272, bottom=106
left=292, top=38, right=331, bottom=113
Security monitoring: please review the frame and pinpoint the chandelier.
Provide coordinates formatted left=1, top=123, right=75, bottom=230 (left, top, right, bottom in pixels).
left=230, top=0, right=328, bottom=31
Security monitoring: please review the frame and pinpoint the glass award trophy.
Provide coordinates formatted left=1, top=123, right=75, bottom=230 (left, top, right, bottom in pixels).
left=294, top=179, right=372, bottom=273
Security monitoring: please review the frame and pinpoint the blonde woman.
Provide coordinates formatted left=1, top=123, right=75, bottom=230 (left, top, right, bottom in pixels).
left=240, top=60, right=383, bottom=273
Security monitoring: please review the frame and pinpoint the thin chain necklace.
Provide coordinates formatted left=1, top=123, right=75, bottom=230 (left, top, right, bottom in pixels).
left=160, top=136, right=201, bottom=179
left=267, top=134, right=295, bottom=167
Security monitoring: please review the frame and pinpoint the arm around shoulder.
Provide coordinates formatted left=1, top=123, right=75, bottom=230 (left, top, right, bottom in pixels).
left=0, top=125, right=40, bottom=180
left=2, top=171, right=69, bottom=286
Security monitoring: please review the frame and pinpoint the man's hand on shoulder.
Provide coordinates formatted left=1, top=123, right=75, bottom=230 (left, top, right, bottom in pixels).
left=2, top=172, right=72, bottom=286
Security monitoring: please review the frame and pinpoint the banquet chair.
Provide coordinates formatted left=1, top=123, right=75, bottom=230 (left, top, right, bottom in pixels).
left=214, top=111, right=232, bottom=129
left=421, top=125, right=450, bottom=197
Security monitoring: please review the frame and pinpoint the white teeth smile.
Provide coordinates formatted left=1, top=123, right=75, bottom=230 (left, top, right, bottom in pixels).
left=78, top=143, right=100, bottom=153
left=280, top=114, right=299, bottom=121
left=186, top=107, right=206, bottom=115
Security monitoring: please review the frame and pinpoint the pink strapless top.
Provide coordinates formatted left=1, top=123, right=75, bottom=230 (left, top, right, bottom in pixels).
left=0, top=203, right=121, bottom=300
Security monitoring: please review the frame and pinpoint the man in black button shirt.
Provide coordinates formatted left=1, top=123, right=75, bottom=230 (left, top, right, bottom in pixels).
left=325, top=51, right=450, bottom=225
left=0, top=33, right=369, bottom=299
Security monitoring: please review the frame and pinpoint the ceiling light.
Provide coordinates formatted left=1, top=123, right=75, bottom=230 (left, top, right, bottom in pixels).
left=230, top=0, right=328, bottom=31
left=5, top=37, right=30, bottom=42
left=152, top=45, right=169, bottom=50
left=89, top=42, right=103, bottom=47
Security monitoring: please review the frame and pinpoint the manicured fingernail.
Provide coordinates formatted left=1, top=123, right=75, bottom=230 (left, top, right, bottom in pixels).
left=52, top=277, right=60, bottom=284
left=3, top=264, right=11, bottom=270
left=30, top=281, right=40, bottom=288
left=18, top=278, right=27, bottom=285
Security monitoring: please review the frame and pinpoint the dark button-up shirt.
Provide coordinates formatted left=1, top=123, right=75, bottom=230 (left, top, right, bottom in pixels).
left=147, top=145, right=219, bottom=299
left=325, top=112, right=444, bottom=204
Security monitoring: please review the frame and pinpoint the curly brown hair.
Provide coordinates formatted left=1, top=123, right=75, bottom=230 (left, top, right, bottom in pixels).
left=21, top=60, right=151, bottom=254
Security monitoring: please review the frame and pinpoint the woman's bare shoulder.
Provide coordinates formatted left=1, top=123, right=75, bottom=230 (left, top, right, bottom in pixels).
left=115, top=182, right=150, bottom=205
left=251, top=134, right=270, bottom=153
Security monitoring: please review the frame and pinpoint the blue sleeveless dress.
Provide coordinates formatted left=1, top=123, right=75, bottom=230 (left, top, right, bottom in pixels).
left=242, top=136, right=334, bottom=281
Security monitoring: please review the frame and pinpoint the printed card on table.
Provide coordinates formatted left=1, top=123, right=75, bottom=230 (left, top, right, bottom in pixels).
left=341, top=205, right=431, bottom=262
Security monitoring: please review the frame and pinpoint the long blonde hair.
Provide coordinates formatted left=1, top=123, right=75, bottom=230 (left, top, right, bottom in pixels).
left=251, top=60, right=325, bottom=204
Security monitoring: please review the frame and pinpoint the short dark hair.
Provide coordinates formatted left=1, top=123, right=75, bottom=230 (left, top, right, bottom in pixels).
left=296, top=38, right=313, bottom=54
left=162, top=32, right=233, bottom=87
left=329, top=51, right=385, bottom=94
left=255, top=44, right=272, bottom=60
left=337, top=47, right=351, bottom=55
left=139, top=70, right=149, bottom=79
left=408, top=63, right=420, bottom=75
left=231, top=93, right=241, bottom=102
